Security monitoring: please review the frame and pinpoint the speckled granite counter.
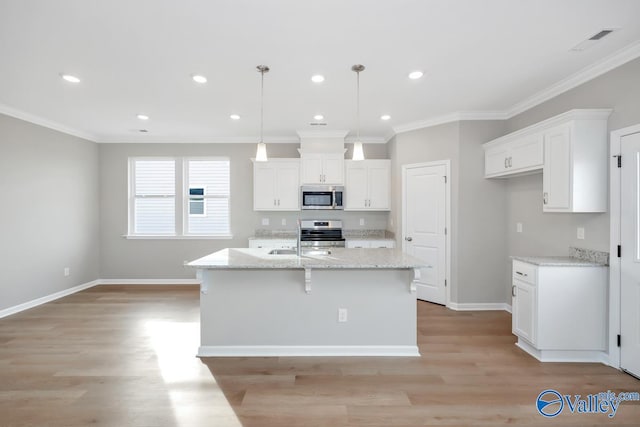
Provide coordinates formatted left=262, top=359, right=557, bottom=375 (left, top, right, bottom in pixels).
left=511, top=256, right=606, bottom=267
left=189, top=247, right=424, bottom=269
left=511, top=247, right=609, bottom=267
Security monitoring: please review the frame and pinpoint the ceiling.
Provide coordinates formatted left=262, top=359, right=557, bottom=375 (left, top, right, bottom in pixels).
left=1, top=0, right=639, bottom=143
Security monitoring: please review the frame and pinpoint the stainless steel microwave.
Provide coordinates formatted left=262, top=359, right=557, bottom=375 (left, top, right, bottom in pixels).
left=300, top=185, right=344, bottom=210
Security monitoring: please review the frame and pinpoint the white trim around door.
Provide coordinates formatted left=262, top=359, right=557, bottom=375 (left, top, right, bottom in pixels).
left=401, top=160, right=451, bottom=307
left=609, top=123, right=640, bottom=369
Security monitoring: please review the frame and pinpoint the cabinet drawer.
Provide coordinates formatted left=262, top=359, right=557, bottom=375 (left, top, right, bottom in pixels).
left=512, top=261, right=537, bottom=284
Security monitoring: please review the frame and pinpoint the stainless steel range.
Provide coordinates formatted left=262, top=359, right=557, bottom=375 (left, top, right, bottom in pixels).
left=299, top=220, right=345, bottom=248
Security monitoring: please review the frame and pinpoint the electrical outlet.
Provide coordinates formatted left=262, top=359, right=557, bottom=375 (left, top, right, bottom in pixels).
left=63, top=267, right=70, bottom=277
left=516, top=222, right=523, bottom=233
left=577, top=227, right=585, bottom=240
left=261, top=218, right=269, bottom=226
left=359, top=218, right=365, bottom=226
left=338, top=308, right=348, bottom=322
left=281, top=218, right=286, bottom=226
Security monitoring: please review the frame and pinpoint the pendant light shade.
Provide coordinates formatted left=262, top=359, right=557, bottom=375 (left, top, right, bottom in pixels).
left=255, top=65, right=270, bottom=162
left=351, top=64, right=366, bottom=161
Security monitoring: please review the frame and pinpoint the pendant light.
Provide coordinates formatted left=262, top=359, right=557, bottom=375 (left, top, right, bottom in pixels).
left=351, top=64, right=365, bottom=161
left=255, top=65, right=269, bottom=162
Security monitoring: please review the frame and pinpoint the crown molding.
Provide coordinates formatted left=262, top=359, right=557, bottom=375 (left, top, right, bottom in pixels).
left=296, top=130, right=349, bottom=139
left=344, top=136, right=387, bottom=144
left=393, top=110, right=509, bottom=134
left=95, top=135, right=301, bottom=144
left=0, top=103, right=98, bottom=142
left=505, top=40, right=640, bottom=118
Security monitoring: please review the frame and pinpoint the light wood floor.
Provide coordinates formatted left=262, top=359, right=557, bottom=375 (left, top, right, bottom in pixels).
left=0, top=285, right=638, bottom=426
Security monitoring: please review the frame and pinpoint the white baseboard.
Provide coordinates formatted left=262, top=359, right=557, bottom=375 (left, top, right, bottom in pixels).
left=197, top=345, right=421, bottom=357
left=0, top=279, right=100, bottom=319
left=448, top=302, right=512, bottom=312
left=98, top=279, right=201, bottom=285
left=0, top=278, right=201, bottom=319
left=516, top=339, right=608, bottom=364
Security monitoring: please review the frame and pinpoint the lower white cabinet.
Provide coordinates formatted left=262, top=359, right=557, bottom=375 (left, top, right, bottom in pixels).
left=248, top=239, right=296, bottom=249
left=346, top=239, right=395, bottom=249
left=511, top=259, right=608, bottom=362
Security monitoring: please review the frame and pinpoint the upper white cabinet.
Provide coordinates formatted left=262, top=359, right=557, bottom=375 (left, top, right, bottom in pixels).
left=485, top=133, right=543, bottom=177
left=483, top=109, right=611, bottom=213
left=253, top=159, right=300, bottom=211
left=344, top=160, right=391, bottom=211
left=542, top=117, right=608, bottom=212
left=300, top=153, right=344, bottom=185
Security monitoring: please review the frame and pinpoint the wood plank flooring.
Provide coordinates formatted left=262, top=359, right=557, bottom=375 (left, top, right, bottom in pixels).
left=0, top=285, right=638, bottom=426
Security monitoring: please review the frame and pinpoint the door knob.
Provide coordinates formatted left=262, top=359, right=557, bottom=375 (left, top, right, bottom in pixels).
left=405, top=237, right=413, bottom=241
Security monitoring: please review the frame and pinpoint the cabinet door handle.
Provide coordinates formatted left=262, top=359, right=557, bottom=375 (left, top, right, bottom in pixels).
left=274, top=199, right=277, bottom=206
left=543, top=192, right=548, bottom=205
left=508, top=157, right=512, bottom=168
left=405, top=237, right=413, bottom=242
left=504, top=158, right=508, bottom=169
left=515, top=271, right=528, bottom=277
left=512, top=285, right=516, bottom=297
left=277, top=199, right=280, bottom=206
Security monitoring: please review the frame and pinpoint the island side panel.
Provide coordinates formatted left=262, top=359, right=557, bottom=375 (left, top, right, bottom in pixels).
left=199, top=268, right=417, bottom=356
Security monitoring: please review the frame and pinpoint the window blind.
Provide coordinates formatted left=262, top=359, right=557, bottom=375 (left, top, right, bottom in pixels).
left=132, top=159, right=175, bottom=234
left=185, top=159, right=230, bottom=235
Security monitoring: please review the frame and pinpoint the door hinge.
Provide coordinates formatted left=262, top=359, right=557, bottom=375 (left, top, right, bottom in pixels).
left=444, top=279, right=447, bottom=287
left=617, top=334, right=621, bottom=347
left=617, top=155, right=622, bottom=168
left=443, top=176, right=447, bottom=183
left=618, top=245, right=621, bottom=258
left=444, top=227, right=447, bottom=235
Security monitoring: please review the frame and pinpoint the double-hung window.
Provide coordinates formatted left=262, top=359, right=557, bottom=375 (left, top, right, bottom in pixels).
left=128, top=157, right=231, bottom=238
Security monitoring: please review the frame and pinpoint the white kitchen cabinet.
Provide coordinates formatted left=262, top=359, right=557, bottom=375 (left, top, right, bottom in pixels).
left=300, top=153, right=344, bottom=184
left=511, top=259, right=608, bottom=362
left=483, top=109, right=611, bottom=212
left=484, top=133, right=543, bottom=178
left=346, top=239, right=395, bottom=248
left=542, top=117, right=608, bottom=212
left=248, top=239, right=297, bottom=249
left=253, top=159, right=300, bottom=211
left=344, top=160, right=391, bottom=211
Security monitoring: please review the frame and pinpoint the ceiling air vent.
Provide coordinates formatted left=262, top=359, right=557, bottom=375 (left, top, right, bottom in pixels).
left=570, top=28, right=618, bottom=51
left=309, top=122, right=327, bottom=126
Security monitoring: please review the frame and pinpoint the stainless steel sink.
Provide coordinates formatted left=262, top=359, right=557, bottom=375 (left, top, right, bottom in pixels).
left=268, top=249, right=297, bottom=255
left=302, top=249, right=331, bottom=256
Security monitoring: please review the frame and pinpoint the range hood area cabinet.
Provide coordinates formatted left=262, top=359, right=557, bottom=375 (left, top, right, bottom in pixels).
left=252, top=159, right=300, bottom=211
left=482, top=109, right=612, bottom=213
left=344, top=160, right=391, bottom=211
left=300, top=153, right=345, bottom=185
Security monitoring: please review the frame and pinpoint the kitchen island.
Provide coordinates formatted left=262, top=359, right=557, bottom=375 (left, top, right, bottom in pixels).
left=189, top=247, right=425, bottom=357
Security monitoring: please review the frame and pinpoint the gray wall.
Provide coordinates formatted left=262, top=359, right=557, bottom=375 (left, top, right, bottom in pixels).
left=388, top=121, right=507, bottom=305
left=0, top=114, right=99, bottom=311
left=99, top=142, right=389, bottom=279
left=388, top=122, right=462, bottom=302
left=504, top=56, right=640, bottom=262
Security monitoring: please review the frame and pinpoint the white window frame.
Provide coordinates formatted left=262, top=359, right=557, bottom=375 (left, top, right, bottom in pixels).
left=182, top=157, right=231, bottom=237
left=126, top=156, right=232, bottom=239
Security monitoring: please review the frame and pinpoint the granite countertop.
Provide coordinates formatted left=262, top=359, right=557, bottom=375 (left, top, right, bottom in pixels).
left=511, top=256, right=607, bottom=267
left=188, top=247, right=425, bottom=269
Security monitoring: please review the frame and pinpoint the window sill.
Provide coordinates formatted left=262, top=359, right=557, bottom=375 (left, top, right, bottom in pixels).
left=123, top=234, right=234, bottom=240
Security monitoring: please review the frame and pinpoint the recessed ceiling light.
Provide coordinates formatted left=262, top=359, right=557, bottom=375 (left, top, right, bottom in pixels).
left=408, top=71, right=424, bottom=80
left=380, top=114, right=391, bottom=121
left=60, top=74, right=81, bottom=83
left=313, top=114, right=324, bottom=121
left=230, top=114, right=241, bottom=120
left=192, top=74, right=207, bottom=84
left=311, top=75, right=325, bottom=83
left=136, top=114, right=149, bottom=120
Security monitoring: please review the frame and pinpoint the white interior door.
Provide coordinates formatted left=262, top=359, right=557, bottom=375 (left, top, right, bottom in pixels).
left=621, top=131, right=640, bottom=378
left=402, top=163, right=447, bottom=304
